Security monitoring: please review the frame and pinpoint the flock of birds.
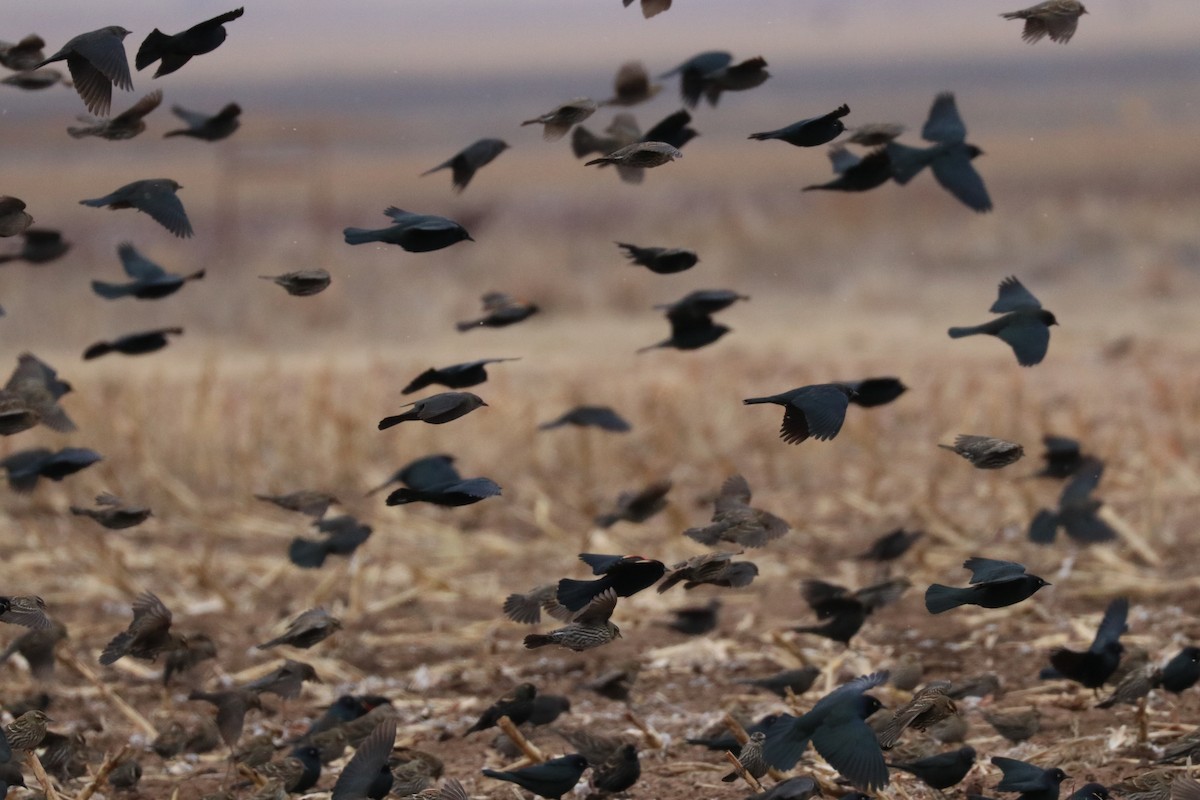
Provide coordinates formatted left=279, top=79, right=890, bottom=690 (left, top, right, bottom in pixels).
left=4, top=3, right=1197, bottom=800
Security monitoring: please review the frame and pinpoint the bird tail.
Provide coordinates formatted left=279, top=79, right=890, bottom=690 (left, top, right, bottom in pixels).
left=184, top=270, right=206, bottom=282
left=420, top=159, right=452, bottom=177
left=885, top=142, right=932, bottom=184
left=83, top=342, right=114, bottom=360
left=91, top=281, right=133, bottom=299
left=99, top=632, right=132, bottom=666
left=742, top=396, right=774, bottom=405
left=923, top=584, right=964, bottom=614
left=135, top=29, right=172, bottom=70
left=455, top=318, right=482, bottom=332
left=584, top=156, right=613, bottom=167
left=481, top=769, right=518, bottom=784
left=636, top=341, right=665, bottom=354
left=342, top=228, right=381, bottom=245
left=999, top=10, right=1028, bottom=20
left=256, top=636, right=284, bottom=650
left=570, top=126, right=606, bottom=158
left=747, top=130, right=776, bottom=141
left=377, top=413, right=414, bottom=430
left=947, top=325, right=986, bottom=338
left=67, top=125, right=98, bottom=139
left=384, top=488, right=421, bottom=506
left=79, top=197, right=109, bottom=208
left=523, top=634, right=554, bottom=649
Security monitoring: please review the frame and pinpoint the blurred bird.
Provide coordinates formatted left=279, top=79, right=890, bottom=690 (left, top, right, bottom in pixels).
left=0, top=390, right=45, bottom=436
left=4, top=710, right=50, bottom=751
left=421, top=139, right=508, bottom=192
left=367, top=453, right=457, bottom=496
left=661, top=51, right=732, bottom=107
left=684, top=473, right=790, bottom=549
left=521, top=98, right=597, bottom=141
left=164, top=102, right=242, bottom=141
left=887, top=92, right=990, bottom=212
left=845, top=123, right=905, bottom=146
left=804, top=145, right=893, bottom=193
left=592, top=743, right=641, bottom=793
left=794, top=577, right=910, bottom=645
left=0, top=619, right=67, bottom=679
left=616, top=242, right=698, bottom=274
left=93, top=241, right=204, bottom=299
left=749, top=105, right=850, bottom=147
left=331, top=718, right=397, bottom=800
left=991, top=756, right=1069, bottom=800
left=465, top=683, right=537, bottom=734
left=1044, top=597, right=1128, bottom=690
left=889, top=746, right=976, bottom=790
left=1001, top=1, right=1087, bottom=44
left=585, top=663, right=640, bottom=702
left=925, top=557, right=1049, bottom=613
left=188, top=689, right=262, bottom=749
left=383, top=456, right=500, bottom=507
left=378, top=392, right=486, bottom=429
left=0, top=197, right=33, bottom=237
left=653, top=289, right=747, bottom=318
left=643, top=109, right=699, bottom=150
left=80, top=179, right=192, bottom=237
left=571, top=114, right=639, bottom=161
left=844, top=377, right=908, bottom=407
left=260, top=269, right=330, bottom=297
left=503, top=584, right=557, bottom=625
left=751, top=778, right=820, bottom=800
left=557, top=554, right=666, bottom=612
left=71, top=492, right=152, bottom=529
left=736, top=667, right=820, bottom=698
left=246, top=659, right=320, bottom=699
left=0, top=228, right=70, bottom=265
left=948, top=276, right=1057, bottom=365
left=877, top=681, right=957, bottom=749
left=456, top=292, right=538, bottom=331
left=162, top=632, right=216, bottom=685
left=36, top=26, right=132, bottom=115
left=5, top=352, right=75, bottom=433
left=0, top=596, right=52, bottom=630
left=662, top=598, right=720, bottom=635
left=940, top=435, right=1025, bottom=469
left=482, top=753, right=589, bottom=800
left=67, top=89, right=161, bottom=139
left=657, top=551, right=758, bottom=592
left=107, top=758, right=142, bottom=791
left=1158, top=726, right=1200, bottom=764
left=100, top=591, right=184, bottom=664
left=344, top=207, right=472, bottom=252
left=983, top=706, right=1041, bottom=742
left=525, top=590, right=621, bottom=651
left=403, top=360, right=519, bottom=398
left=0, top=34, right=45, bottom=70
left=603, top=61, right=660, bottom=106
left=696, top=57, right=769, bottom=107
left=762, top=671, right=889, bottom=789
left=623, top=0, right=672, bottom=19
left=0, top=68, right=65, bottom=91
left=288, top=515, right=372, bottom=568
left=136, top=8, right=244, bottom=77
left=1029, top=458, right=1115, bottom=544
left=539, top=405, right=630, bottom=432
left=640, top=290, right=745, bottom=352
left=594, top=480, right=671, bottom=528
left=744, top=383, right=856, bottom=444
left=585, top=140, right=681, bottom=169
left=529, top=695, right=572, bottom=726
left=858, top=528, right=923, bottom=563
left=2, top=448, right=102, bottom=492
left=258, top=608, right=342, bottom=650
left=0, top=760, right=27, bottom=797
left=255, top=490, right=338, bottom=518
left=1035, top=435, right=1088, bottom=478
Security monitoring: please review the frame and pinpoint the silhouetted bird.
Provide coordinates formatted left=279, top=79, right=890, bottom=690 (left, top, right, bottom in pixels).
left=736, top=668, right=820, bottom=698
left=81, top=179, right=192, bottom=237
left=762, top=671, right=890, bottom=790
left=749, top=105, right=850, bottom=147
left=422, top=139, right=509, bottom=192
left=557, top=554, right=666, bottom=611
left=643, top=109, right=699, bottom=150
left=1029, top=458, right=1115, bottom=544
left=255, top=490, right=338, bottom=518
left=1044, top=597, right=1128, bottom=690
left=744, top=383, right=856, bottom=444
left=640, top=291, right=743, bottom=352
left=983, top=706, right=1041, bottom=742
left=288, top=515, right=372, bottom=568
left=595, top=480, right=671, bottom=528
left=661, top=51, right=732, bottom=107
left=379, top=454, right=500, bottom=507
left=331, top=718, right=397, bottom=800
left=465, top=684, right=537, bottom=735
left=0, top=596, right=52, bottom=630
left=189, top=689, right=261, bottom=748
left=68, top=89, right=161, bottom=139
left=526, top=590, right=621, bottom=651
left=164, top=103, right=241, bottom=141
left=925, top=557, right=1049, bottom=613
left=1035, top=435, right=1088, bottom=478
left=1001, top=1, right=1087, bottom=44
left=71, top=492, right=152, bottom=529
left=1161, top=647, right=1200, bottom=694
left=260, top=269, right=330, bottom=296
left=378, top=392, right=486, bottom=429
left=36, top=26, right=132, bottom=115
left=603, top=61, right=660, bottom=106
left=0, top=34, right=45, bottom=70
left=136, top=8, right=244, bottom=77
left=887, top=92, right=991, bottom=212
left=456, top=292, right=538, bottom=331
left=940, top=435, right=1025, bottom=469
left=482, top=753, right=589, bottom=800
left=657, top=551, right=758, bottom=592
left=617, top=242, right=698, bottom=274
left=100, top=591, right=184, bottom=664
left=257, top=608, right=342, bottom=650
left=698, top=57, right=769, bottom=107
left=521, top=98, right=597, bottom=141
left=846, top=123, right=905, bottom=146
left=877, top=681, right=957, bottom=748
left=858, top=528, right=923, bottom=562
left=2, top=448, right=101, bottom=492
left=804, top=145, right=893, bottom=193
left=539, top=405, right=630, bottom=432
left=0, top=619, right=67, bottom=679
left=344, top=208, right=471, bottom=252
left=3, top=710, right=49, bottom=751
left=0, top=229, right=70, bottom=265
left=5, top=352, right=75, bottom=432
left=991, top=756, right=1069, bottom=800
left=844, top=377, right=907, bottom=407
left=367, top=454, right=457, bottom=496
left=949, top=277, right=1057, bottom=365
left=794, top=578, right=910, bottom=645
left=889, top=746, right=976, bottom=790
left=663, top=598, right=719, bottom=635
left=585, top=141, right=681, bottom=169
left=403, top=359, right=519, bottom=398
left=0, top=197, right=33, bottom=237
left=684, top=473, right=789, bottom=548
left=93, top=241, right=204, bottom=299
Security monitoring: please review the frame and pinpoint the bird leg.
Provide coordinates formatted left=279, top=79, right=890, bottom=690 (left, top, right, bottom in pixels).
left=625, top=710, right=663, bottom=750
left=723, top=750, right=764, bottom=792
left=24, top=750, right=62, bottom=800
left=77, top=746, right=133, bottom=800
left=497, top=715, right=544, bottom=764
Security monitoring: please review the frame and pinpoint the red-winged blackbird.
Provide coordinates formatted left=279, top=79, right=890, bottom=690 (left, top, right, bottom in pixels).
left=685, top=56, right=769, bottom=107
left=521, top=98, right=597, bottom=141
left=378, top=392, right=486, bottom=429
left=255, top=490, right=339, bottom=518
left=991, top=756, right=1069, bottom=800
left=846, top=123, right=905, bottom=146
left=464, top=683, right=537, bottom=735
left=384, top=472, right=500, bottom=508
left=1043, top=597, right=1127, bottom=690
left=749, top=777, right=819, bottom=800
left=1160, top=646, right=1200, bottom=693
left=0, top=760, right=26, bottom=795
left=736, top=667, right=820, bottom=698
left=660, top=51, right=731, bottom=107
left=653, top=289, right=747, bottom=319
left=888, top=745, right=976, bottom=789
left=368, top=454, right=457, bottom=496
left=331, top=718, right=397, bottom=800
left=136, top=8, right=243, bottom=77
left=744, top=384, right=856, bottom=444
left=84, top=328, right=184, bottom=359
left=887, top=93, right=991, bottom=213
left=344, top=208, right=472, bottom=252
left=289, top=515, right=372, bottom=568
left=804, top=145, right=894, bottom=193
left=539, top=406, right=630, bottom=432
left=1001, top=1, right=1087, bottom=44
left=92, top=241, right=203, bottom=299
left=482, top=753, right=589, bottom=799
left=524, top=590, right=621, bottom=652
left=749, top=105, right=849, bottom=147
left=0, top=595, right=52, bottom=630
left=68, top=90, right=161, bottom=140
left=2, top=448, right=102, bottom=492
left=657, top=551, right=758, bottom=592
left=456, top=292, right=538, bottom=331
left=595, top=480, right=671, bottom=528
left=1029, top=458, right=1114, bottom=544
left=684, top=474, right=789, bottom=549
left=940, top=435, right=1025, bottom=469
left=557, top=553, right=666, bottom=612
left=5, top=352, right=75, bottom=432
left=0, top=35, right=45, bottom=70
left=616, top=242, right=698, bottom=274
left=245, top=659, right=320, bottom=699
left=584, top=663, right=640, bottom=702
left=422, top=139, right=509, bottom=192
left=71, top=492, right=153, bottom=529
left=80, top=180, right=192, bottom=238
left=844, top=377, right=907, bottom=408
left=259, top=269, right=329, bottom=297
left=401, top=359, right=519, bottom=395
left=858, top=528, right=923, bottom=562
left=100, top=591, right=185, bottom=664
left=876, top=681, right=957, bottom=748
left=188, top=689, right=262, bottom=747
left=166, top=103, right=241, bottom=141
left=258, top=608, right=342, bottom=650
left=925, top=557, right=1049, bottom=613
left=35, top=27, right=132, bottom=115
left=722, top=731, right=768, bottom=781
left=948, top=276, right=1057, bottom=365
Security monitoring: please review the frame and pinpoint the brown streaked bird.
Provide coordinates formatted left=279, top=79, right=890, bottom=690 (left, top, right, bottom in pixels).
left=68, top=89, right=161, bottom=139
left=260, top=269, right=331, bottom=297
left=0, top=619, right=67, bottom=679
left=983, top=706, right=1041, bottom=743
left=0, top=197, right=33, bottom=237
left=876, top=681, right=957, bottom=749
left=585, top=140, right=681, bottom=170
left=0, top=595, right=52, bottom=630
left=164, top=103, right=242, bottom=141
left=456, top=291, right=539, bottom=331
left=35, top=26, right=133, bottom=116
left=684, top=473, right=790, bottom=549
left=595, top=479, right=671, bottom=528
left=5, top=353, right=75, bottom=433
left=136, top=8, right=245, bottom=78
left=723, top=731, right=769, bottom=782
left=100, top=591, right=185, bottom=665
left=939, top=435, right=1025, bottom=469
left=524, top=589, right=621, bottom=652
left=245, top=658, right=321, bottom=699
left=0, top=34, right=46, bottom=70
left=464, top=683, right=538, bottom=735
left=4, top=710, right=51, bottom=751
left=70, top=492, right=152, bottom=529
left=657, top=551, right=758, bottom=592
left=602, top=61, right=660, bottom=106
left=258, top=607, right=342, bottom=650
left=254, top=490, right=339, bottom=519
left=162, top=632, right=217, bottom=686
left=1001, top=0, right=1087, bottom=44
left=188, top=688, right=263, bottom=748
left=521, top=97, right=597, bottom=141
left=378, top=391, right=487, bottom=430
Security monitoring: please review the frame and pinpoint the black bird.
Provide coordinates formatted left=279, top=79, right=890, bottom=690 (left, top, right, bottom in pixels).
left=1029, top=458, right=1115, bottom=544
left=1066, top=785, right=1110, bottom=800
left=331, top=718, right=396, bottom=800
left=288, top=516, right=372, bottom=569
left=749, top=105, right=850, bottom=147
left=743, top=383, right=856, bottom=444
left=465, top=683, right=536, bottom=735
left=378, top=391, right=486, bottom=429
left=889, top=746, right=976, bottom=790
left=641, top=289, right=746, bottom=352
left=35, top=26, right=132, bottom=116
left=858, top=528, right=923, bottom=562
left=260, top=269, right=330, bottom=297
left=539, top=406, right=630, bottom=432
left=1160, top=646, right=1200, bottom=694
left=285, top=745, right=323, bottom=793
left=2, top=448, right=101, bottom=492
left=401, top=358, right=519, bottom=395
left=991, top=756, right=1069, bottom=800
left=164, top=103, right=241, bottom=141
left=736, top=668, right=820, bottom=698
left=697, top=57, right=770, bottom=107
left=949, top=276, right=1057, bottom=366
left=662, top=598, right=719, bottom=635
left=653, top=289, right=747, bottom=318
left=80, top=179, right=192, bottom=238
left=887, top=92, right=991, bottom=212
left=925, top=557, right=1049, bottom=613
left=594, top=480, right=672, bottom=528
left=84, top=328, right=182, bottom=359
left=0, top=229, right=70, bottom=265
left=794, top=578, right=910, bottom=645
left=556, top=554, right=665, bottom=613
left=482, top=754, right=589, bottom=800
left=92, top=242, right=204, bottom=300
left=804, top=145, right=893, bottom=193
left=344, top=208, right=472, bottom=252
left=136, top=8, right=245, bottom=78
left=456, top=292, right=538, bottom=331
left=641, top=109, right=699, bottom=150
left=844, top=377, right=907, bottom=408
left=750, top=778, right=820, bottom=800
left=687, top=714, right=779, bottom=755
left=616, top=242, right=698, bottom=274
left=529, top=695, right=571, bottom=726
left=302, top=695, right=384, bottom=739
left=1035, top=435, right=1087, bottom=479
left=1044, top=597, right=1128, bottom=690
left=660, top=51, right=733, bottom=108
left=367, top=454, right=457, bottom=496
left=256, top=609, right=338, bottom=653
left=762, top=671, right=890, bottom=790
left=593, top=743, right=640, bottom=793
left=421, top=138, right=509, bottom=192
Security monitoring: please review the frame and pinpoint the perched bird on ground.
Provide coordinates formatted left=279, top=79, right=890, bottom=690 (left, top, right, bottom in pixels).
left=93, top=241, right=204, bottom=299
left=188, top=689, right=262, bottom=749
left=684, top=473, right=789, bottom=549
left=0, top=619, right=67, bottom=679
left=378, top=392, right=486, bottom=429
left=984, top=706, right=1041, bottom=742
left=2, top=448, right=102, bottom=492
left=5, top=352, right=75, bottom=433
left=992, top=756, right=1069, bottom=800
left=553, top=731, right=634, bottom=787
left=763, top=671, right=890, bottom=789
left=456, top=292, right=538, bottom=331
left=585, top=140, right=681, bottom=169
left=662, top=598, right=720, bottom=635
left=68, top=89, right=161, bottom=139
left=749, top=105, right=850, bottom=147
left=257, top=608, right=342, bottom=650
left=482, top=754, right=589, bottom=800
left=657, top=551, right=758, bottom=592
left=1001, top=1, right=1087, bottom=44
left=804, top=145, right=893, bottom=193
left=877, top=681, right=957, bottom=748
left=529, top=695, right=571, bottom=726
left=949, top=276, right=1057, bottom=366
left=889, top=746, right=976, bottom=790
left=71, top=492, right=152, bottom=529
left=137, top=8, right=244, bottom=77
left=331, top=718, right=396, bottom=800
left=260, top=269, right=330, bottom=297
left=616, top=242, right=698, bottom=274
left=1043, top=597, right=1128, bottom=690
left=164, top=102, right=242, bottom=141
left=521, top=98, right=597, bottom=141
left=0, top=596, right=52, bottom=630
left=0, top=34, right=45, bottom=70
left=1029, top=458, right=1115, bottom=544
left=557, top=554, right=666, bottom=611
left=925, top=557, right=1049, bottom=613
left=744, top=383, right=856, bottom=444
left=887, top=92, right=991, bottom=212
left=539, top=405, right=630, bottom=432
left=107, top=758, right=142, bottom=791
left=602, top=61, right=660, bottom=106
left=591, top=743, right=640, bottom=793
left=36, top=26, right=132, bottom=115
left=288, top=515, right=372, bottom=568
left=402, top=359, right=519, bottom=397
left=858, top=528, right=923, bottom=562
left=421, top=139, right=508, bottom=192
left=1157, top=726, right=1200, bottom=763
left=0, top=197, right=33, bottom=237
left=687, top=714, right=779, bottom=755
left=4, top=710, right=50, bottom=751
left=844, top=377, right=908, bottom=407
left=794, top=577, right=910, bottom=645
left=846, top=123, right=905, bottom=146
left=255, top=490, right=338, bottom=518
left=503, top=585, right=557, bottom=625
left=525, top=590, right=622, bottom=652
left=100, top=591, right=184, bottom=664
left=940, top=435, right=1025, bottom=469
left=464, top=683, right=537, bottom=735
left=162, top=632, right=216, bottom=685
left=80, top=179, right=192, bottom=237
left=595, top=480, right=671, bottom=528
left=0, top=229, right=70, bottom=265
left=736, top=668, right=820, bottom=698
left=344, top=207, right=471, bottom=252
left=245, top=659, right=320, bottom=699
